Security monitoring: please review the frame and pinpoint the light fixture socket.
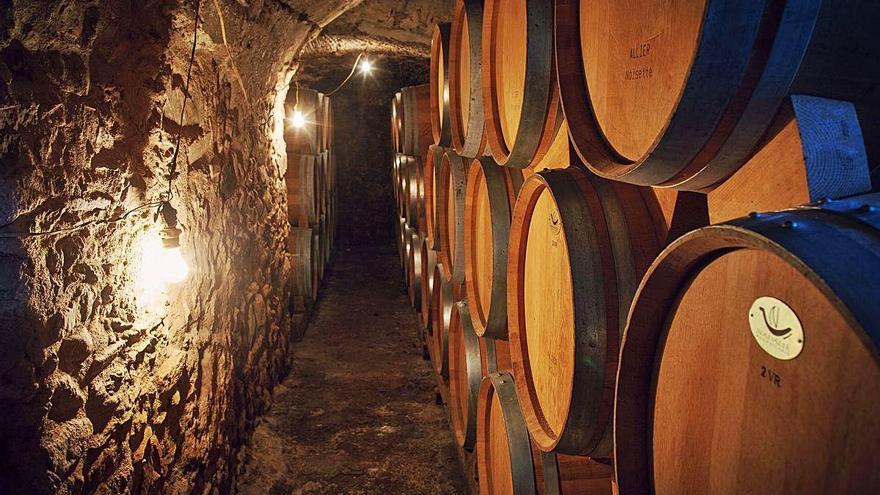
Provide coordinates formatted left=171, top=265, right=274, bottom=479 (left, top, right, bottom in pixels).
left=157, top=201, right=182, bottom=248
left=160, top=226, right=182, bottom=248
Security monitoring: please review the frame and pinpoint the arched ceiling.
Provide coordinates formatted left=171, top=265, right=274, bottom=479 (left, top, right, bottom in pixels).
left=294, top=0, right=452, bottom=88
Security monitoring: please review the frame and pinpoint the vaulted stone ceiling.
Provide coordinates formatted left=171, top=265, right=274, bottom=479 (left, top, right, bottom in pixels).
left=295, top=0, right=452, bottom=85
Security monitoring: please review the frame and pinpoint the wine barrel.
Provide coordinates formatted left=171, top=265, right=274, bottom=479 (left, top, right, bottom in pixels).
left=321, top=94, right=333, bottom=151
left=438, top=150, right=468, bottom=283
left=327, top=181, right=337, bottom=254
left=285, top=86, right=321, bottom=155
left=285, top=153, right=319, bottom=227
left=392, top=92, right=404, bottom=153
left=555, top=0, right=880, bottom=190
left=424, top=145, right=446, bottom=250
left=401, top=155, right=413, bottom=223
left=404, top=227, right=422, bottom=310
left=476, top=371, right=614, bottom=495
left=449, top=0, right=486, bottom=159
left=615, top=194, right=880, bottom=494
left=507, top=167, right=666, bottom=456
left=319, top=212, right=331, bottom=273
left=464, top=157, right=523, bottom=338
left=402, top=155, right=424, bottom=229
left=310, top=227, right=322, bottom=298
left=482, top=0, right=562, bottom=169
left=323, top=150, right=334, bottom=213
left=529, top=119, right=573, bottom=172
left=482, top=337, right=512, bottom=379
left=314, top=151, right=326, bottom=222
left=402, top=223, right=413, bottom=289
left=316, top=93, right=326, bottom=152
left=415, top=161, right=429, bottom=240
left=326, top=147, right=336, bottom=194
left=448, top=300, right=484, bottom=451
left=431, top=23, right=453, bottom=147
left=403, top=84, right=432, bottom=159
left=430, top=263, right=458, bottom=378
left=393, top=153, right=406, bottom=218
left=396, top=216, right=408, bottom=283
left=320, top=216, right=330, bottom=282
left=420, top=238, right=439, bottom=331
left=289, top=227, right=315, bottom=311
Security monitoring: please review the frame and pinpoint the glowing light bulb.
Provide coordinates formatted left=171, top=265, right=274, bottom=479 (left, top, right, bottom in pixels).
left=161, top=244, right=189, bottom=283
left=360, top=59, right=373, bottom=74
left=289, top=109, right=306, bottom=128
left=140, top=236, right=189, bottom=287
left=138, top=202, right=189, bottom=305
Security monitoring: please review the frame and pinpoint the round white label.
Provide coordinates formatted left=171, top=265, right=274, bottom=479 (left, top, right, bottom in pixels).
left=748, top=296, right=804, bottom=360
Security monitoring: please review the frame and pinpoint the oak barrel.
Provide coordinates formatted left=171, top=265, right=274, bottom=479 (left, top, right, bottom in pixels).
left=289, top=227, right=315, bottom=311
left=400, top=153, right=414, bottom=222
left=424, top=145, right=446, bottom=250
left=448, top=300, right=484, bottom=451
left=615, top=193, right=880, bottom=494
left=285, top=86, right=321, bottom=155
left=310, top=227, right=322, bottom=295
left=449, top=0, right=486, bottom=158
left=285, top=153, right=319, bottom=227
left=396, top=216, right=408, bottom=283
left=507, top=167, right=666, bottom=455
left=483, top=337, right=512, bottom=376
left=315, top=93, right=326, bottom=152
left=392, top=92, right=404, bottom=153
left=402, top=222, right=413, bottom=289
left=476, top=371, right=614, bottom=495
left=314, top=151, right=327, bottom=222
left=464, top=157, right=523, bottom=338
left=321, top=94, right=333, bottom=151
left=430, top=264, right=456, bottom=378
left=403, top=84, right=432, bottom=159
left=431, top=23, right=453, bottom=147
left=482, top=0, right=562, bottom=169
left=438, top=150, right=469, bottom=284
left=393, top=153, right=407, bottom=218
left=555, top=0, right=880, bottom=190
left=420, top=239, right=439, bottom=331
left=402, top=155, right=424, bottom=229
left=405, top=228, right=423, bottom=310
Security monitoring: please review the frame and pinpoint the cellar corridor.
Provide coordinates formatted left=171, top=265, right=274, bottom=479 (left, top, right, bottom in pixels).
left=235, top=247, right=466, bottom=495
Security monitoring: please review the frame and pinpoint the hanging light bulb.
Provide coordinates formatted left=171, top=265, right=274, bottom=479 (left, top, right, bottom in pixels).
left=139, top=202, right=189, bottom=295
left=360, top=58, right=373, bottom=74
left=289, top=108, right=306, bottom=128
left=157, top=223, right=189, bottom=284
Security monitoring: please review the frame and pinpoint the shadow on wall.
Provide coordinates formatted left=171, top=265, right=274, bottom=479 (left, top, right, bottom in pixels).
left=297, top=54, right=429, bottom=248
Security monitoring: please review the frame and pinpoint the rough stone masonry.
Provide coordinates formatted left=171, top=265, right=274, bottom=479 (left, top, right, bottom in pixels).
left=0, top=0, right=452, bottom=492
left=0, top=1, right=356, bottom=492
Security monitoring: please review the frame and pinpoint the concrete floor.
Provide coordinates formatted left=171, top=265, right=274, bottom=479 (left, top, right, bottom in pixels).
left=235, top=246, right=466, bottom=495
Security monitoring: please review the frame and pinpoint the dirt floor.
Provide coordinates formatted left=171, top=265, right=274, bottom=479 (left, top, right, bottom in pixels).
left=235, top=246, right=467, bottom=495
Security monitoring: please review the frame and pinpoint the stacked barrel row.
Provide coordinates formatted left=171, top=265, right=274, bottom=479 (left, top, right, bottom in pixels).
left=395, top=2, right=880, bottom=494
left=391, top=83, right=437, bottom=360
left=285, top=86, right=338, bottom=328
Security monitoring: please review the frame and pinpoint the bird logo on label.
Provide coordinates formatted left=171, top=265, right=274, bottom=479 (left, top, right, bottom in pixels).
left=760, top=306, right=793, bottom=338
left=748, top=297, right=805, bottom=360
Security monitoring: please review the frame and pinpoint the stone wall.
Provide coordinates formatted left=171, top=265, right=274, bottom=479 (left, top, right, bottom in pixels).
left=0, top=1, right=359, bottom=493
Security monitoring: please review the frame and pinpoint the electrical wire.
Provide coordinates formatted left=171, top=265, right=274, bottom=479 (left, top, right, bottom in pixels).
left=167, top=0, right=201, bottom=199
left=325, top=52, right=366, bottom=97
left=0, top=201, right=165, bottom=238
left=0, top=0, right=201, bottom=239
